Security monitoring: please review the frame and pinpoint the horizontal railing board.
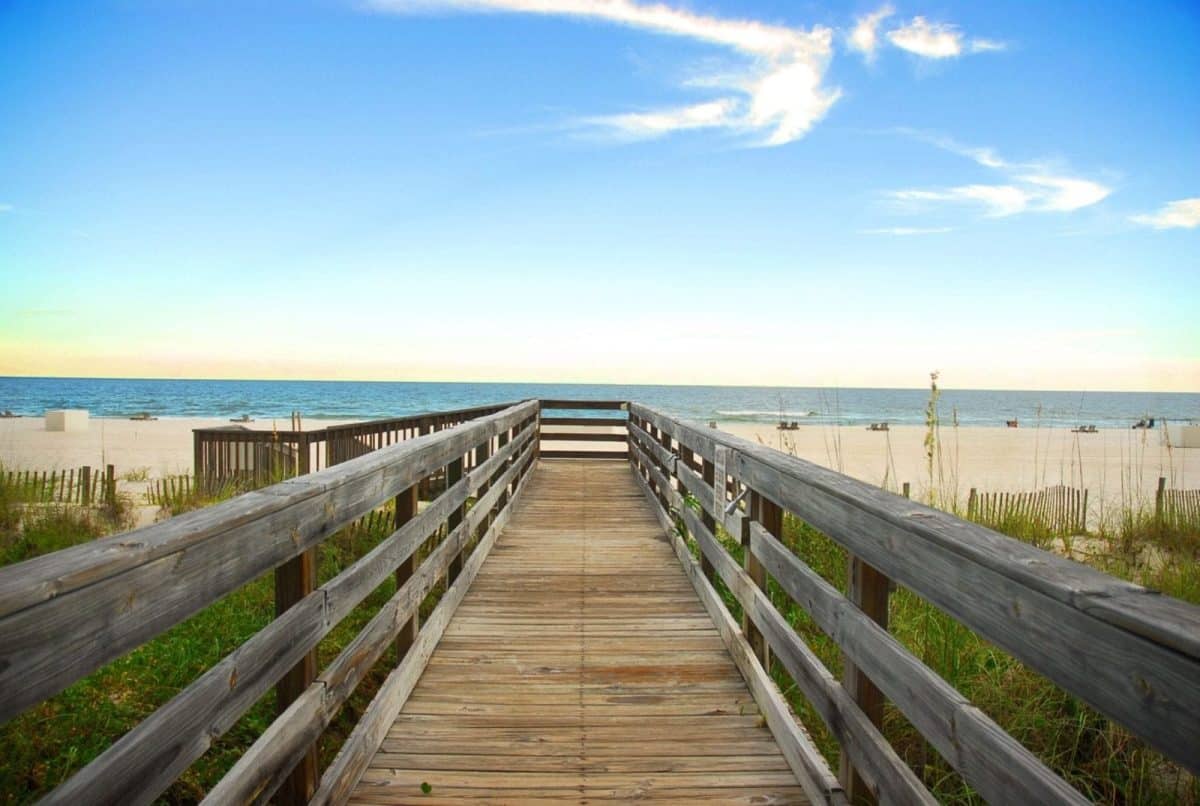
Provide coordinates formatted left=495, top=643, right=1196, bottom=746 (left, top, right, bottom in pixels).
left=538, top=400, right=628, bottom=410
left=539, top=417, right=627, bottom=427
left=201, top=451, right=532, bottom=806
left=749, top=524, right=1085, bottom=804
left=539, top=432, right=627, bottom=442
left=42, top=434, right=536, bottom=806
left=0, top=401, right=538, bottom=723
left=629, top=403, right=1200, bottom=775
left=539, top=450, right=630, bottom=460
left=191, top=402, right=518, bottom=436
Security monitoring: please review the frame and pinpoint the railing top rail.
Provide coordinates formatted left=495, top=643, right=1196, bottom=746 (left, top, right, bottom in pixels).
left=191, top=401, right=521, bottom=435
left=538, top=399, right=629, bottom=410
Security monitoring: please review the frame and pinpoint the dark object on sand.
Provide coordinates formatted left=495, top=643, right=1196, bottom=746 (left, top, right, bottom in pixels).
left=1006, top=419, right=1019, bottom=428
left=129, top=412, right=158, bottom=421
left=867, top=422, right=889, bottom=432
left=230, top=414, right=254, bottom=423
left=777, top=421, right=800, bottom=431
left=0, top=410, right=18, bottom=418
left=1071, top=424, right=1098, bottom=434
left=1132, top=418, right=1156, bottom=429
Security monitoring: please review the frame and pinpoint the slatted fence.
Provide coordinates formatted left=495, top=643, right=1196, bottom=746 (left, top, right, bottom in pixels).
left=192, top=403, right=514, bottom=490
left=966, top=484, right=1088, bottom=535
left=0, top=465, right=113, bottom=506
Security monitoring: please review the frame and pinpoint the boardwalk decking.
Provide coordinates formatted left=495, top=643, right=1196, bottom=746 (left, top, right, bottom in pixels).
left=348, top=460, right=808, bottom=804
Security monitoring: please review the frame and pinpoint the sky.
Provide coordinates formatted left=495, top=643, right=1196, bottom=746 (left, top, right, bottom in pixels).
left=0, top=0, right=1197, bottom=391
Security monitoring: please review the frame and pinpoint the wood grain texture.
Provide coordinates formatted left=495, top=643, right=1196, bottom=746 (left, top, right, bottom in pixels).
left=344, top=460, right=808, bottom=805
left=629, top=403, right=1200, bottom=774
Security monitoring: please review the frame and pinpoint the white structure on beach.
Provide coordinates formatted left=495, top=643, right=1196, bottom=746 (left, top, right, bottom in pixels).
left=44, top=409, right=89, bottom=432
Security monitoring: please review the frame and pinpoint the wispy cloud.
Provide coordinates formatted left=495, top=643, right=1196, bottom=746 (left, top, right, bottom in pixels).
left=846, top=5, right=893, bottom=62
left=0, top=204, right=12, bottom=213
left=886, top=16, right=1005, bottom=59
left=1130, top=197, right=1200, bottom=230
left=886, top=134, right=1110, bottom=217
left=860, top=226, right=952, bottom=235
left=368, top=0, right=840, bottom=146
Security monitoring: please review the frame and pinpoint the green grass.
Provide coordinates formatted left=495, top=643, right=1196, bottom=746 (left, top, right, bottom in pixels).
left=0, top=478, right=460, bottom=805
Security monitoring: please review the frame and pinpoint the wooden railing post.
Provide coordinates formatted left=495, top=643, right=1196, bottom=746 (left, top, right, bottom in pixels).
left=446, top=455, right=465, bottom=582
left=274, top=546, right=319, bottom=804
left=395, top=483, right=419, bottom=664
left=475, top=438, right=493, bottom=535
left=841, top=555, right=891, bottom=805
left=746, top=490, right=775, bottom=669
left=700, top=457, right=717, bottom=583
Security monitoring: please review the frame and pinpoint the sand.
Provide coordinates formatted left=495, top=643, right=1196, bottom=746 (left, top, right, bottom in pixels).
left=2, top=415, right=1195, bottom=522
left=716, top=422, right=1195, bottom=516
left=0, top=416, right=361, bottom=478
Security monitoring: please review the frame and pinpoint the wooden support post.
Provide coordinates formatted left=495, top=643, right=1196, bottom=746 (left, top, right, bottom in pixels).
left=395, top=484, right=419, bottom=664
left=746, top=491, right=776, bottom=669
left=700, top=457, right=717, bottom=583
left=274, top=546, right=319, bottom=805
left=105, top=464, right=116, bottom=506
left=1156, top=476, right=1166, bottom=526
left=496, top=430, right=511, bottom=511
left=475, top=439, right=493, bottom=532
left=840, top=555, right=891, bottom=805
left=446, top=455, right=465, bottom=582
left=902, top=481, right=911, bottom=500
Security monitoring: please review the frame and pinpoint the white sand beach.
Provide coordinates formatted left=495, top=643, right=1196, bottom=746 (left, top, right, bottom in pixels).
left=2, top=415, right=1195, bottom=522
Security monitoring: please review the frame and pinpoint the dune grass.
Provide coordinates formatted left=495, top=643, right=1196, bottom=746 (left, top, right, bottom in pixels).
left=0, top=481, right=455, bottom=805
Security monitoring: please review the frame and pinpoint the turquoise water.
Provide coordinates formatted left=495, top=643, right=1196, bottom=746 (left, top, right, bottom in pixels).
left=1, top=377, right=1195, bottom=430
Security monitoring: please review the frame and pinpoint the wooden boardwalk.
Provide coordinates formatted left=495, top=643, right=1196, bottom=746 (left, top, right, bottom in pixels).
left=348, top=460, right=808, bottom=804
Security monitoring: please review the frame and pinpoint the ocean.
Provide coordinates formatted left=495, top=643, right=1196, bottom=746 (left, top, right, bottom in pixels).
left=0, top=377, right=1195, bottom=430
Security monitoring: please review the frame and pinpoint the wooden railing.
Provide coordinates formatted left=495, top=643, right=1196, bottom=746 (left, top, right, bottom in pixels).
left=627, top=403, right=1200, bottom=805
left=192, top=402, right=515, bottom=488
left=537, top=399, right=629, bottom=460
left=0, top=400, right=539, bottom=805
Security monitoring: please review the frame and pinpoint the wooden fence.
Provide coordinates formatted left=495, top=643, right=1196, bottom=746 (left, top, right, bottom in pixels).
left=627, top=403, right=1199, bottom=804
left=537, top=399, right=629, bottom=460
left=0, top=400, right=539, bottom=805
left=0, top=465, right=114, bottom=506
left=192, top=402, right=515, bottom=490
left=1157, top=477, right=1200, bottom=530
left=967, top=484, right=1088, bottom=535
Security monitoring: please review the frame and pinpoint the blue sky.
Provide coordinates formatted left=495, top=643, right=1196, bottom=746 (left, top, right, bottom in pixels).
left=0, top=0, right=1197, bottom=390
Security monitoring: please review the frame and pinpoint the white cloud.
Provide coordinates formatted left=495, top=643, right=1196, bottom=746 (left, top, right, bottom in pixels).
left=886, top=136, right=1110, bottom=218
left=847, top=5, right=893, bottom=62
left=860, top=226, right=952, bottom=235
left=583, top=99, right=737, bottom=140
left=890, top=185, right=1033, bottom=217
left=370, top=0, right=840, bottom=146
left=1130, top=198, right=1200, bottom=230
left=886, top=16, right=1004, bottom=59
